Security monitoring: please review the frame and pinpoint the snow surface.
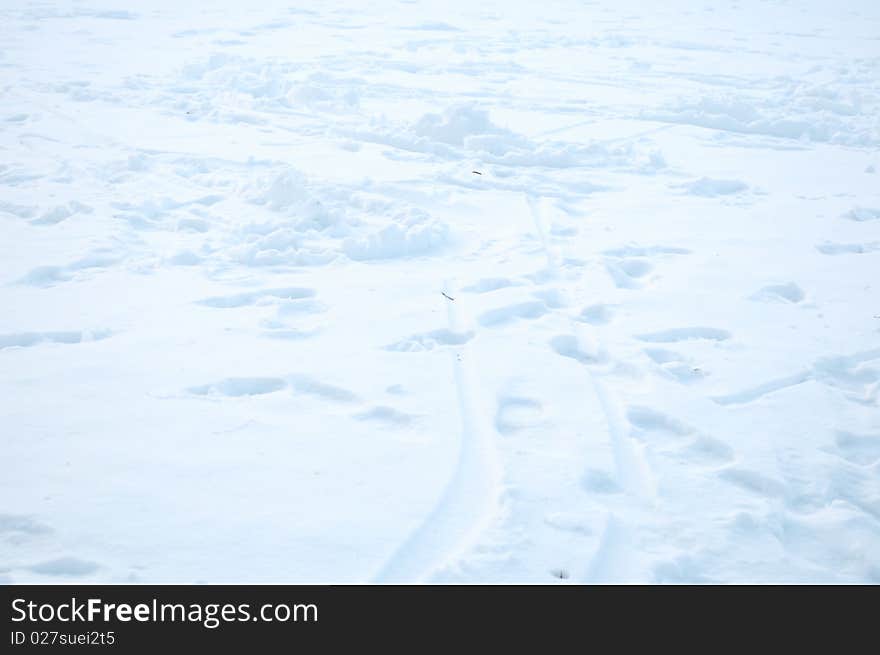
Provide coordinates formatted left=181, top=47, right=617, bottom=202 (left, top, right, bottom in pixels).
left=1, top=0, right=879, bottom=584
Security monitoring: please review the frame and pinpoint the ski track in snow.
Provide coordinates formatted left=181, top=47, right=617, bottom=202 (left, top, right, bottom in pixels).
left=528, top=194, right=653, bottom=582
left=528, top=196, right=655, bottom=504
left=372, top=280, right=501, bottom=582
left=2, top=0, right=879, bottom=583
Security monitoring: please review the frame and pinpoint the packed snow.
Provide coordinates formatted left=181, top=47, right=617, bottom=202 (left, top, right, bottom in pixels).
left=1, top=0, right=879, bottom=583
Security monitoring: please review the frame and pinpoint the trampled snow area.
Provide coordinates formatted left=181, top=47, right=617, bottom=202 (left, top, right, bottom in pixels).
left=2, top=0, right=879, bottom=584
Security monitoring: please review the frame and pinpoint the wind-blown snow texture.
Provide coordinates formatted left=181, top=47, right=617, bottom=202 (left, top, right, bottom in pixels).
left=2, top=0, right=879, bottom=584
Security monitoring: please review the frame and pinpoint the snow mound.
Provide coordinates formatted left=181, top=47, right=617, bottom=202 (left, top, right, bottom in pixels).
left=647, top=86, right=880, bottom=146
left=344, top=208, right=450, bottom=261
left=172, top=55, right=360, bottom=123
left=414, top=103, right=524, bottom=148
left=353, top=103, right=666, bottom=173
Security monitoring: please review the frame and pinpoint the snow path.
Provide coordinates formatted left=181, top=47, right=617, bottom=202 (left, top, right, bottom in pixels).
left=2, top=0, right=879, bottom=583
left=528, top=194, right=654, bottom=581
left=373, top=281, right=501, bottom=582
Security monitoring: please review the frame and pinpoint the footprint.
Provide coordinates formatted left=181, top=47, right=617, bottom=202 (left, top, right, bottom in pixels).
left=843, top=207, right=880, bottom=222
left=532, top=288, right=567, bottom=309
left=678, top=435, right=735, bottom=466
left=581, top=469, right=621, bottom=494
left=644, top=348, right=680, bottom=365
left=717, top=467, right=785, bottom=498
left=543, top=512, right=594, bottom=536
left=18, top=251, right=122, bottom=287
left=18, top=265, right=73, bottom=287
left=626, top=406, right=692, bottom=437
left=288, top=375, right=357, bottom=403
left=750, top=282, right=805, bottom=304
left=188, top=377, right=287, bottom=397
left=198, top=287, right=315, bottom=308
left=275, top=298, right=327, bottom=317
left=603, top=244, right=690, bottom=257
left=67, top=252, right=122, bottom=272
left=0, top=200, right=38, bottom=219
left=712, top=370, right=813, bottom=406
left=832, top=431, right=880, bottom=466
left=0, top=330, right=112, bottom=350
left=385, top=329, right=474, bottom=352
left=827, top=466, right=880, bottom=521
left=627, top=406, right=733, bottom=466
left=601, top=244, right=688, bottom=291
left=353, top=406, right=415, bottom=427
left=683, top=177, right=748, bottom=197
left=644, top=348, right=706, bottom=383
left=549, top=334, right=605, bottom=365
left=577, top=303, right=614, bottom=325
left=168, top=251, right=202, bottom=266
left=605, top=258, right=654, bottom=289
left=0, top=514, right=52, bottom=537
left=494, top=395, right=543, bottom=435
left=478, top=301, right=546, bottom=327
left=813, top=351, right=880, bottom=405
left=461, top=277, right=521, bottom=294
left=0, top=165, right=43, bottom=186
left=816, top=241, right=880, bottom=255
left=637, top=327, right=731, bottom=343
left=27, top=557, right=99, bottom=577
left=31, top=201, right=93, bottom=226
left=261, top=327, right=320, bottom=340
left=177, top=216, right=210, bottom=233
left=550, top=223, right=578, bottom=237
left=713, top=349, right=880, bottom=407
